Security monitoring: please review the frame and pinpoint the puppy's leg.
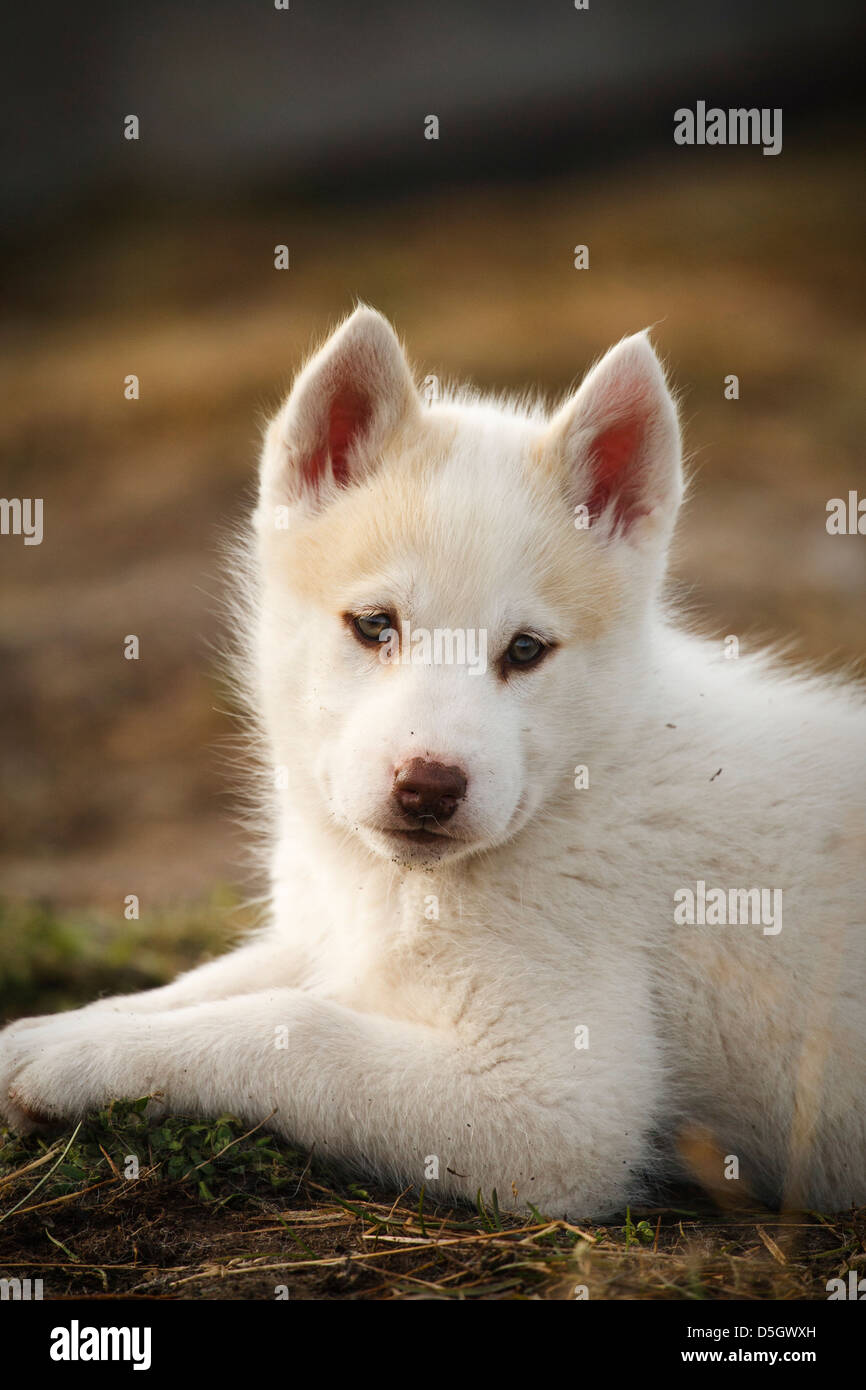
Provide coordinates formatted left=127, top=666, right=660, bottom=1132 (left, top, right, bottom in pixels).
left=94, top=936, right=309, bottom=1012
left=2, top=936, right=304, bottom=1037
left=0, top=937, right=309, bottom=1117
left=0, top=989, right=639, bottom=1217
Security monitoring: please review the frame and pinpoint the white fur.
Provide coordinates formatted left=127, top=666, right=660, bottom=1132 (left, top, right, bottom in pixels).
left=2, top=307, right=864, bottom=1218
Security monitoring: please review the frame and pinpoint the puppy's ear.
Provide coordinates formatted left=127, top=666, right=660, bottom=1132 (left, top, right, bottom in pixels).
left=259, top=306, right=419, bottom=513
left=548, top=333, right=682, bottom=549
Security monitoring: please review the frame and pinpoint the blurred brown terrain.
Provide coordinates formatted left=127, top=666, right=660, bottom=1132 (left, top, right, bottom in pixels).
left=1, top=128, right=864, bottom=911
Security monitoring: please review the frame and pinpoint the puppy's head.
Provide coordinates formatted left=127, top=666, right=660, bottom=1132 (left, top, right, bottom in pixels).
left=253, top=307, right=682, bottom=866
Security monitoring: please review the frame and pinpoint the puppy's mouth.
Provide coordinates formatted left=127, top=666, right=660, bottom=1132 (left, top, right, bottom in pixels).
left=386, top=826, right=452, bottom=846
left=370, top=818, right=468, bottom=855
left=359, top=815, right=478, bottom=861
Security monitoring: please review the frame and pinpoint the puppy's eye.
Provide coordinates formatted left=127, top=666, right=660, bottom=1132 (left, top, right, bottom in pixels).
left=505, top=633, right=546, bottom=668
left=352, top=612, right=393, bottom=644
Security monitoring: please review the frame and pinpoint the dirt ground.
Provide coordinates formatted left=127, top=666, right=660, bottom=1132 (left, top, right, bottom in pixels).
left=1, top=1102, right=863, bottom=1300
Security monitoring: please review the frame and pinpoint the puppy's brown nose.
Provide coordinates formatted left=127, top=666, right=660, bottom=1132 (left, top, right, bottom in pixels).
left=393, top=759, right=467, bottom=822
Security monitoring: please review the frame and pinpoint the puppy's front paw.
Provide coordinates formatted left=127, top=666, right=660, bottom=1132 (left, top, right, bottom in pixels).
left=0, top=1011, right=153, bottom=1135
left=0, top=1019, right=39, bottom=1132
left=5, top=1046, right=87, bottom=1132
left=0, top=1017, right=82, bottom=1133
left=3, top=1077, right=58, bottom=1135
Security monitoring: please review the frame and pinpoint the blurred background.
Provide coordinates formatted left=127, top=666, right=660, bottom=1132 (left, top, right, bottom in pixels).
left=1, top=0, right=864, bottom=934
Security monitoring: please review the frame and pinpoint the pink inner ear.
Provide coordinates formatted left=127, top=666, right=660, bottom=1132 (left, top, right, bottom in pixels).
left=306, top=386, right=373, bottom=490
left=585, top=416, right=647, bottom=531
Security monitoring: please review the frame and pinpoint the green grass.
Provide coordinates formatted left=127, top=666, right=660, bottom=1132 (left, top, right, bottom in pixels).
left=0, top=1098, right=302, bottom=1211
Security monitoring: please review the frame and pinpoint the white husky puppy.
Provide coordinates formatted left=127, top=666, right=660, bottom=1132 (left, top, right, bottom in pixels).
left=2, top=307, right=864, bottom=1217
